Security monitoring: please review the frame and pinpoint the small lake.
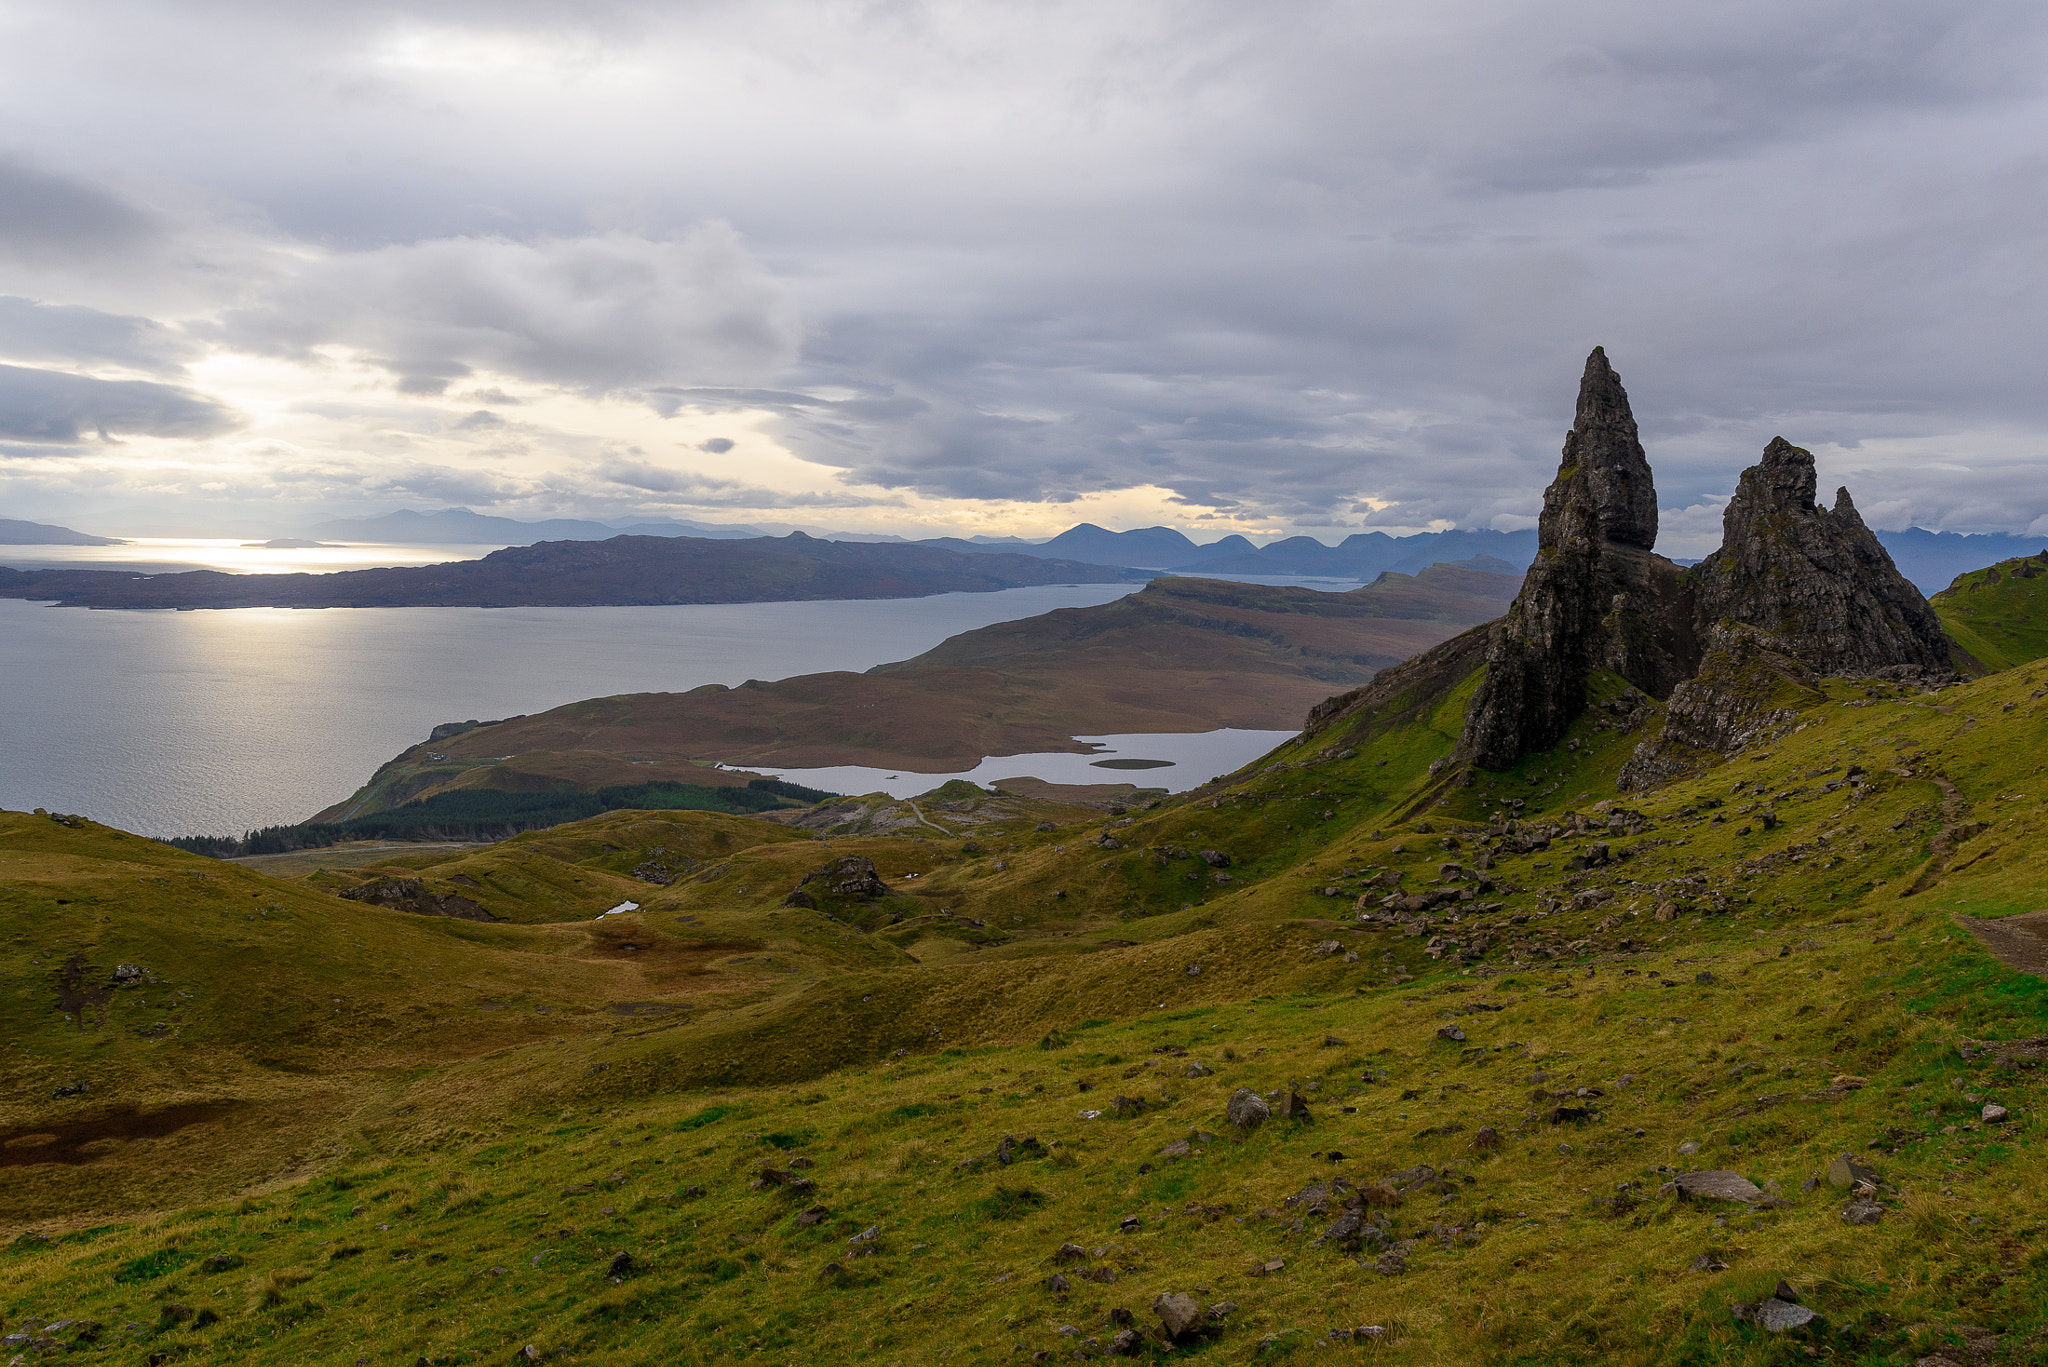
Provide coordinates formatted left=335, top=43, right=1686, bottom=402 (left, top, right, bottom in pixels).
left=740, top=728, right=1300, bottom=799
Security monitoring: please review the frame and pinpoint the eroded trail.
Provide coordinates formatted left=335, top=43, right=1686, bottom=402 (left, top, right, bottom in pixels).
left=1957, top=908, right=2048, bottom=978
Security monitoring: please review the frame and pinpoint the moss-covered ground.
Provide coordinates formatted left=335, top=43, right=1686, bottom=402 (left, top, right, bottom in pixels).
left=4, top=652, right=2048, bottom=1363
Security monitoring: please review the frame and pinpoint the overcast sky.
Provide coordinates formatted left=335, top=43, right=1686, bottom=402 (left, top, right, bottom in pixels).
left=2, top=0, right=2045, bottom=551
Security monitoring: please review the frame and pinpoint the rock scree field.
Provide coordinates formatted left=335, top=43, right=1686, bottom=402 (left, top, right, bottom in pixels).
left=6, top=352, right=2048, bottom=1366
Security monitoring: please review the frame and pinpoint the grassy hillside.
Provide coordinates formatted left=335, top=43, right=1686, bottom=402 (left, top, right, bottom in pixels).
left=1933, top=551, right=2048, bottom=672
left=311, top=565, right=1521, bottom=823
left=5, top=647, right=2048, bottom=1362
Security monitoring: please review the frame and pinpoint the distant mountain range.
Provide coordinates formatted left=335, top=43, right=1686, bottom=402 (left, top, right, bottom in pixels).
left=0, top=532, right=1143, bottom=609
left=0, top=517, right=122, bottom=546
left=14, top=504, right=2038, bottom=594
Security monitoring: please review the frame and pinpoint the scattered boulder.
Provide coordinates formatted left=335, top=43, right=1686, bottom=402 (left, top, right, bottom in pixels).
left=1436, top=1025, right=1467, bottom=1043
left=1054, top=1242, right=1089, bottom=1264
left=1312, top=940, right=1343, bottom=958
left=1045, top=1273, right=1071, bottom=1295
left=1469, top=1127, right=1503, bottom=1153
left=1108, top=1328, right=1144, bottom=1356
left=1674, top=1171, right=1763, bottom=1204
left=1273, top=1089, right=1312, bottom=1123
left=606, top=1250, right=635, bottom=1278
left=1226, top=1088, right=1270, bottom=1130
left=1982, top=1103, right=2010, bottom=1124
left=1841, top=1200, right=1884, bottom=1226
left=795, top=1205, right=829, bottom=1227
left=1199, top=850, right=1231, bottom=867
left=1688, top=1254, right=1728, bottom=1273
left=1752, top=1298, right=1817, bottom=1332
left=1152, top=1292, right=1208, bottom=1340
left=1827, top=1154, right=1879, bottom=1189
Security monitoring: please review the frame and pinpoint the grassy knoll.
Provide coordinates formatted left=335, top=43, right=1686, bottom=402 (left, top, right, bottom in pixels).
left=1932, top=552, right=2048, bottom=673
left=4, top=657, right=2048, bottom=1362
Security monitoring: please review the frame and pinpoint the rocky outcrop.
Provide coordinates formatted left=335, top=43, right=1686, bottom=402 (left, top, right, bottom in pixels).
left=336, top=877, right=494, bottom=921
left=783, top=855, right=891, bottom=908
left=1459, top=349, right=1699, bottom=769
left=1690, top=438, right=1960, bottom=675
left=1615, top=624, right=1825, bottom=791
left=1617, top=438, right=1967, bottom=790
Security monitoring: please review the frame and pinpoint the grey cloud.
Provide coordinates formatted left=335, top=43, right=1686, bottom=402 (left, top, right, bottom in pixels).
left=217, top=225, right=799, bottom=395
left=697, top=437, right=734, bottom=453
left=0, top=296, right=199, bottom=374
left=0, top=156, right=161, bottom=267
left=0, top=364, right=238, bottom=444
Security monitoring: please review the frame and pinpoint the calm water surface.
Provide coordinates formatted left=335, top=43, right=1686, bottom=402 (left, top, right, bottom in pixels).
left=747, top=728, right=1298, bottom=798
left=0, top=585, right=1141, bottom=838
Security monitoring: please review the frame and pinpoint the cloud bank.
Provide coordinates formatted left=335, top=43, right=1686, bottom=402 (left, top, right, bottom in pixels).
left=0, top=0, right=2043, bottom=548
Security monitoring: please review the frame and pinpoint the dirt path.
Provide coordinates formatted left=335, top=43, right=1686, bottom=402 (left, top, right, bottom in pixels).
left=1903, top=775, right=1982, bottom=897
left=1958, top=909, right=2048, bottom=978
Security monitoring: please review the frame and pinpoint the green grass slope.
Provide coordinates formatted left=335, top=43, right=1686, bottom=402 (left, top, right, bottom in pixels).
left=5, top=653, right=2048, bottom=1363
left=1933, top=552, right=2048, bottom=672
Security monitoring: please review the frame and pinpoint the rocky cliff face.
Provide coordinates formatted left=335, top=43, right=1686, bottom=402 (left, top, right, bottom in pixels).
left=1689, top=437, right=1958, bottom=674
left=1460, top=348, right=1698, bottom=770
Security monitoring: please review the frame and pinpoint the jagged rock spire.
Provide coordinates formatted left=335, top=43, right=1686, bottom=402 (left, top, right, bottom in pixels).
left=1458, top=348, right=1697, bottom=770
left=1688, top=437, right=1957, bottom=674
left=1562, top=347, right=1658, bottom=551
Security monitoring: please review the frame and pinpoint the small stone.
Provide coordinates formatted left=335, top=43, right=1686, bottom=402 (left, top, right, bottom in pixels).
left=1108, top=1329, right=1144, bottom=1356
left=1226, top=1088, right=1271, bottom=1130
left=1771, top=1280, right=1800, bottom=1304
left=1677, top=1140, right=1700, bottom=1155
left=788, top=1155, right=815, bottom=1169
left=1046, top=1272, right=1071, bottom=1294
left=1695, top=971, right=1715, bottom=985
left=1674, top=1171, right=1763, bottom=1203
left=521, top=1348, right=542, bottom=1363
left=1841, top=1200, right=1883, bottom=1225
left=796, top=1205, right=829, bottom=1227
left=1374, top=1248, right=1407, bottom=1275
left=1469, top=1126, right=1503, bottom=1152
left=1055, top=1242, right=1089, bottom=1264
left=1273, top=1089, right=1313, bottom=1123
left=1827, top=1154, right=1878, bottom=1189
left=1252, top=1258, right=1285, bottom=1276
left=1754, top=1298, right=1817, bottom=1332
left=606, top=1250, right=634, bottom=1278
left=1688, top=1255, right=1728, bottom=1273
left=1982, top=1103, right=2010, bottom=1124
left=1312, top=940, right=1343, bottom=958
left=1436, top=1025, right=1467, bottom=1043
